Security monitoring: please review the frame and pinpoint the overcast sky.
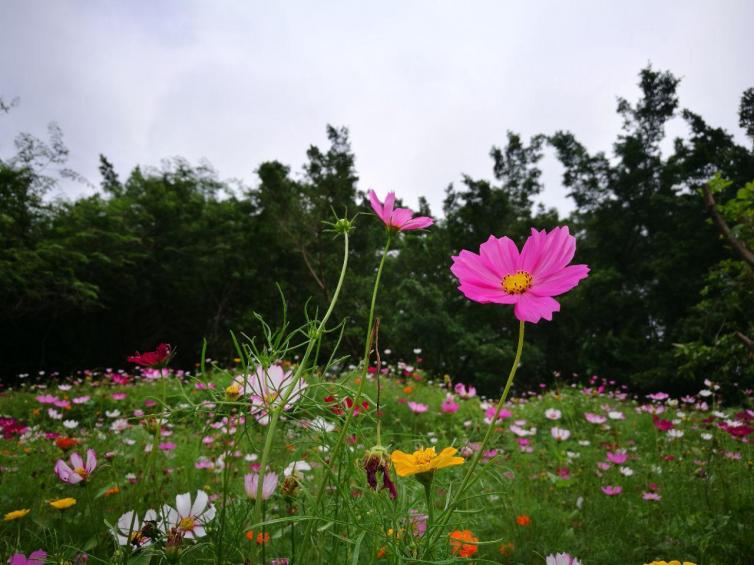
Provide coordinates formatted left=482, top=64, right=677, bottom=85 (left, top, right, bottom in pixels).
left=1, top=0, right=753, bottom=216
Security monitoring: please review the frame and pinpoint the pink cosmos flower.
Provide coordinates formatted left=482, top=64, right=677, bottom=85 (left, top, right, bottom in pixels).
left=235, top=364, right=306, bottom=425
left=408, top=401, right=428, bottom=414
left=484, top=406, right=512, bottom=424
left=409, top=509, right=428, bottom=537
left=606, top=451, right=628, bottom=465
left=244, top=471, right=279, bottom=500
left=642, top=492, right=662, bottom=501
left=8, top=550, right=47, bottom=565
left=584, top=412, right=606, bottom=424
left=601, top=485, right=622, bottom=496
left=128, top=343, right=173, bottom=368
left=454, top=383, right=477, bottom=399
left=546, top=553, right=582, bottom=565
left=55, top=449, right=97, bottom=484
left=550, top=427, right=571, bottom=441
left=647, top=392, right=669, bottom=401
left=441, top=394, right=460, bottom=414
left=450, top=226, right=589, bottom=323
left=368, top=190, right=433, bottom=231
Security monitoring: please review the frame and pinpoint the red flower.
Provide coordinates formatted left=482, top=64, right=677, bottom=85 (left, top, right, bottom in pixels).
left=128, top=343, right=173, bottom=368
left=651, top=415, right=673, bottom=432
left=55, top=437, right=78, bottom=451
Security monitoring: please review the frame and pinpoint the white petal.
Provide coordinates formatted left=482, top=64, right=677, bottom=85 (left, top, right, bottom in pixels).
left=175, top=493, right=192, bottom=517
left=190, top=489, right=208, bottom=516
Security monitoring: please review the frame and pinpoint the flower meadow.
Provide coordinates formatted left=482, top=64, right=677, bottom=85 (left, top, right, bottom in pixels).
left=1, top=192, right=752, bottom=564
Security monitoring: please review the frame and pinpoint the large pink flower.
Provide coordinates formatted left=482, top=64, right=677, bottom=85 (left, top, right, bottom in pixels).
left=54, top=449, right=97, bottom=484
left=368, top=190, right=433, bottom=231
left=450, top=227, right=589, bottom=323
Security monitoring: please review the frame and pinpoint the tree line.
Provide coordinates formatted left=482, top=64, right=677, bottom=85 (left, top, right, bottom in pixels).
left=1, top=66, right=752, bottom=394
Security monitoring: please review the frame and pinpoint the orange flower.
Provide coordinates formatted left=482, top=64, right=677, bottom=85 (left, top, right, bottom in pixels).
left=376, top=547, right=387, bottom=559
left=402, top=385, right=414, bottom=394
left=498, top=541, right=515, bottom=556
left=449, top=529, right=478, bottom=558
left=245, top=531, right=270, bottom=545
left=515, top=514, right=531, bottom=526
left=56, top=437, right=78, bottom=451
left=103, top=485, right=120, bottom=497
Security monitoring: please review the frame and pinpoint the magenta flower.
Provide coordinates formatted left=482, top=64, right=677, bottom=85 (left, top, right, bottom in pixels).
left=408, top=401, right=428, bottom=414
left=484, top=406, right=512, bottom=424
left=601, top=485, right=622, bottom=496
left=9, top=550, right=47, bottom=565
left=368, top=190, right=434, bottom=231
left=244, top=471, right=279, bottom=501
left=450, top=227, right=589, bottom=323
left=441, top=395, right=460, bottom=414
left=55, top=449, right=97, bottom=484
left=606, top=451, right=628, bottom=465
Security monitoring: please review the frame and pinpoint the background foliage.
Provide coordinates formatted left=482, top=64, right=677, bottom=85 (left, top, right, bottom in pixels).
left=1, top=66, right=753, bottom=393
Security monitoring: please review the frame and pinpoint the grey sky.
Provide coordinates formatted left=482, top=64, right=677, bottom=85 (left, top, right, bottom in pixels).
left=1, top=0, right=753, bottom=216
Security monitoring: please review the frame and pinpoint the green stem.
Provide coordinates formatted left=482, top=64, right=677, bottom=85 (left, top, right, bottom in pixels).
left=422, top=478, right=435, bottom=558
left=299, top=231, right=392, bottom=560
left=423, top=320, right=525, bottom=555
left=251, top=232, right=350, bottom=531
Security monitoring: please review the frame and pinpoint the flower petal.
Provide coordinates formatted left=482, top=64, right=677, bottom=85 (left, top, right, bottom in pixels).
left=175, top=493, right=192, bottom=517
left=530, top=264, right=589, bottom=297
left=514, top=294, right=560, bottom=323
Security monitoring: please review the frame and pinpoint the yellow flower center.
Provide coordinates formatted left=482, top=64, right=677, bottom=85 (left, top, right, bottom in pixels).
left=74, top=467, right=89, bottom=479
left=178, top=516, right=196, bottom=531
left=413, top=448, right=436, bottom=466
left=502, top=271, right=532, bottom=294
left=264, top=391, right=279, bottom=405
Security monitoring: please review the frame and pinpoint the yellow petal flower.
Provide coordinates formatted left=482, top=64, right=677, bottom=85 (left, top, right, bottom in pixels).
left=390, top=446, right=464, bottom=477
left=4, top=508, right=30, bottom=521
left=49, top=497, right=77, bottom=510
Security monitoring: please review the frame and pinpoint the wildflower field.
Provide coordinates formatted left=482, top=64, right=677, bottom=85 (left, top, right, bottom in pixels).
left=1, top=198, right=752, bottom=565
left=1, top=362, right=752, bottom=564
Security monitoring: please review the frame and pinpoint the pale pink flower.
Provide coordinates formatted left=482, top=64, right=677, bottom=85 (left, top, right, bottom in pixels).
left=584, top=412, right=606, bottom=424
left=600, top=485, right=622, bottom=496
left=244, top=471, right=279, bottom=500
left=550, top=427, right=571, bottom=441
left=368, top=190, right=433, bottom=231
left=55, top=449, right=97, bottom=484
left=450, top=226, right=589, bottom=323
left=454, top=383, right=476, bottom=399
left=545, top=408, right=562, bottom=420
left=546, top=553, right=582, bottom=565
left=408, top=401, right=428, bottom=414
left=642, top=492, right=662, bottom=501
left=236, top=364, right=306, bottom=425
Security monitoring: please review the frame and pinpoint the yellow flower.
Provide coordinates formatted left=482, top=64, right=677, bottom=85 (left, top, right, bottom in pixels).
left=49, top=497, right=77, bottom=510
left=390, top=447, right=464, bottom=477
left=644, top=562, right=697, bottom=565
left=4, top=508, right=30, bottom=521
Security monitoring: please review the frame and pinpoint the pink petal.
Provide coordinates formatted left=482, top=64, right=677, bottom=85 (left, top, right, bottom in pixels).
left=450, top=250, right=503, bottom=288
left=532, top=226, right=576, bottom=279
left=86, top=448, right=97, bottom=472
left=530, top=264, right=589, bottom=297
left=70, top=452, right=84, bottom=469
left=368, top=189, right=384, bottom=219
left=513, top=293, right=560, bottom=323
left=400, top=216, right=433, bottom=230
left=479, top=235, right=519, bottom=278
left=390, top=207, right=414, bottom=227
left=383, top=192, right=396, bottom=220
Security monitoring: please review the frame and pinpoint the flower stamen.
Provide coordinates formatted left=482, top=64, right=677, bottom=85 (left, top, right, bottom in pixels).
left=502, top=271, right=532, bottom=294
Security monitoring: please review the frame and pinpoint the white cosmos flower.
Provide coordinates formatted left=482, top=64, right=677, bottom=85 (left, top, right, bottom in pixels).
left=105, top=410, right=121, bottom=418
left=63, top=419, right=79, bottom=429
left=546, top=553, right=582, bottom=565
left=111, top=419, right=129, bottom=433
left=545, top=409, right=562, bottom=420
left=701, top=433, right=713, bottom=440
left=619, top=466, right=634, bottom=476
left=48, top=408, right=63, bottom=420
left=550, top=427, right=571, bottom=441
left=234, top=364, right=306, bottom=425
left=163, top=490, right=216, bottom=540
left=307, top=417, right=335, bottom=433
left=607, top=411, right=625, bottom=420
left=284, top=460, right=312, bottom=479
left=667, top=429, right=684, bottom=439
left=114, top=509, right=159, bottom=546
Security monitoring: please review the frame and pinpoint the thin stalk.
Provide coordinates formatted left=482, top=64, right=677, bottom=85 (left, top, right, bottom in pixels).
left=251, top=232, right=350, bottom=530
left=423, top=320, right=525, bottom=555
left=298, top=232, right=392, bottom=559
